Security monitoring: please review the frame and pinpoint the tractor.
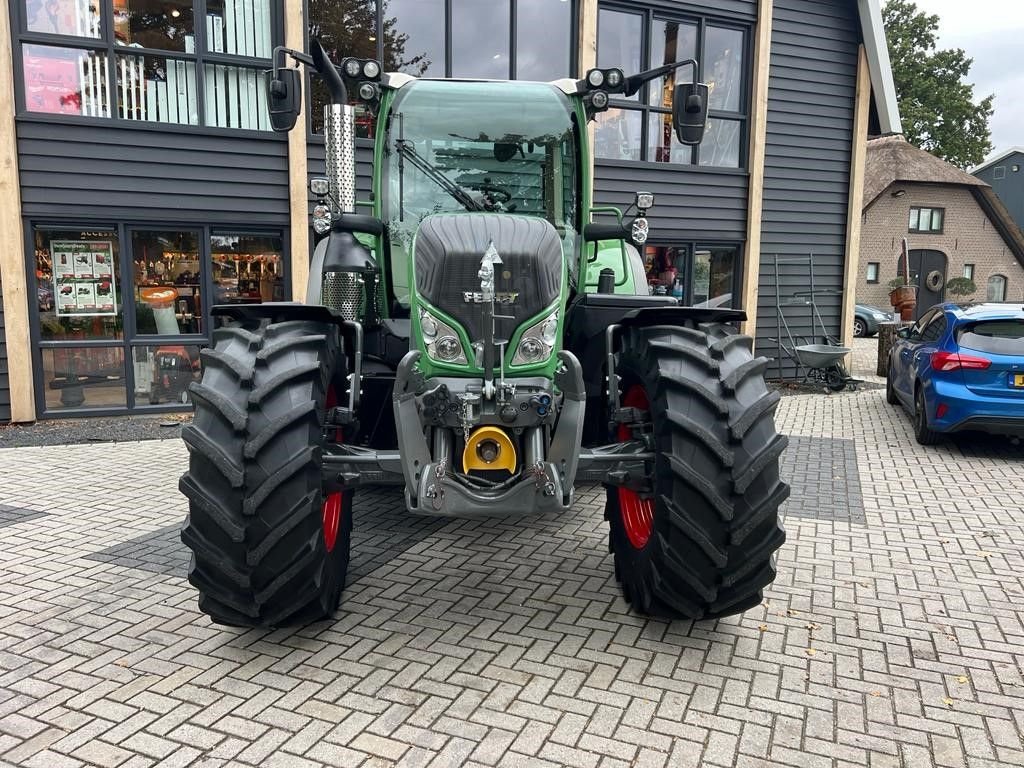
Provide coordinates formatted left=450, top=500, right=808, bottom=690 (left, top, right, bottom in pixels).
left=179, top=39, right=789, bottom=627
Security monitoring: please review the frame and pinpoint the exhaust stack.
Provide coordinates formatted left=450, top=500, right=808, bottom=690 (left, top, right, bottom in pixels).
left=324, top=103, right=357, bottom=214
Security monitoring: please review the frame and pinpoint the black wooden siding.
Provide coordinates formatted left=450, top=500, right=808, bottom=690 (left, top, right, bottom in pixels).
left=758, top=0, right=860, bottom=377
left=0, top=274, right=9, bottom=422
left=17, top=121, right=290, bottom=224
left=594, top=164, right=750, bottom=242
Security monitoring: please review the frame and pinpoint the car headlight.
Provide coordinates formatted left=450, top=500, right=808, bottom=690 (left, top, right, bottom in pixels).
left=421, top=309, right=467, bottom=364
left=511, top=309, right=559, bottom=366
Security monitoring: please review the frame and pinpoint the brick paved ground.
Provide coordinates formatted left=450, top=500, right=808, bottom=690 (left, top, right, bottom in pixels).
left=1, top=388, right=1023, bottom=767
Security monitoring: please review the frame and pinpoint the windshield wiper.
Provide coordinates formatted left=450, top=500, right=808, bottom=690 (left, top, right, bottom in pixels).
left=395, top=139, right=485, bottom=213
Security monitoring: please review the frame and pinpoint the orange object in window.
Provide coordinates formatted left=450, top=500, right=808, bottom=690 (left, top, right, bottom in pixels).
left=139, top=287, right=179, bottom=309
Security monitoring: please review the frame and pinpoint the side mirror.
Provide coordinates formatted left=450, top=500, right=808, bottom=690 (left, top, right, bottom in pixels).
left=897, top=327, right=912, bottom=339
left=267, top=68, right=301, bottom=132
left=673, top=82, right=709, bottom=145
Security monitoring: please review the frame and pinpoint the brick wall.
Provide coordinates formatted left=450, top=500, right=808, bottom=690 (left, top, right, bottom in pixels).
left=858, top=183, right=1024, bottom=308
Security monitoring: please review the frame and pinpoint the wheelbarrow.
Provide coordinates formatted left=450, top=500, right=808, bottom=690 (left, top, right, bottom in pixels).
left=792, top=342, right=857, bottom=392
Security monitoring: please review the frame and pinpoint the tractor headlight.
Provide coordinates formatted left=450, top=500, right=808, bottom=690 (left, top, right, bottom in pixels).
left=421, top=310, right=467, bottom=365
left=343, top=58, right=362, bottom=78
left=587, top=69, right=605, bottom=88
left=312, top=204, right=332, bottom=235
left=362, top=60, right=381, bottom=79
left=512, top=309, right=559, bottom=366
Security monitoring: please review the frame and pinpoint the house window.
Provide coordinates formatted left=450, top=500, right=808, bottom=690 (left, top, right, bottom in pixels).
left=594, top=4, right=749, bottom=168
left=866, top=262, right=879, bottom=283
left=644, top=243, right=740, bottom=306
left=993, top=166, right=1006, bottom=180
left=17, top=0, right=277, bottom=130
left=909, top=207, right=944, bottom=234
left=308, top=0, right=576, bottom=133
left=988, top=274, right=1007, bottom=302
left=963, top=264, right=975, bottom=280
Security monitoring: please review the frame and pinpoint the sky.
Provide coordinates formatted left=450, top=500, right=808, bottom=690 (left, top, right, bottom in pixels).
left=910, top=0, right=1024, bottom=163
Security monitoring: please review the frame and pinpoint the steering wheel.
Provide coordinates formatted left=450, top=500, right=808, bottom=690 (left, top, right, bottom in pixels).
left=465, top=180, right=513, bottom=209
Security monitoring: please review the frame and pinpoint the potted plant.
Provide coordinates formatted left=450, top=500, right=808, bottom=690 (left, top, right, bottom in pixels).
left=888, top=276, right=917, bottom=321
left=944, top=276, right=977, bottom=302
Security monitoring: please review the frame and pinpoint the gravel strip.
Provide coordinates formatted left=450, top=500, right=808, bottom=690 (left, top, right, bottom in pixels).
left=0, top=414, right=191, bottom=449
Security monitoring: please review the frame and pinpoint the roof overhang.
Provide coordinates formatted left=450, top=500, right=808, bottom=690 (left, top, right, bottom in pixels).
left=857, top=0, right=902, bottom=135
left=970, top=147, right=1024, bottom=175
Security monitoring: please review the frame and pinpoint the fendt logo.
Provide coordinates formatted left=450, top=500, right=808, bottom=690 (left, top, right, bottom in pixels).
left=463, top=292, right=519, bottom=304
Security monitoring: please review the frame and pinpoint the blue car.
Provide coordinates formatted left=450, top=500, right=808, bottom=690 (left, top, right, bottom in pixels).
left=886, top=303, right=1024, bottom=444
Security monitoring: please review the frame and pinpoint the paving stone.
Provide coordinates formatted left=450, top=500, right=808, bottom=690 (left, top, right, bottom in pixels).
left=0, top=391, right=1022, bottom=766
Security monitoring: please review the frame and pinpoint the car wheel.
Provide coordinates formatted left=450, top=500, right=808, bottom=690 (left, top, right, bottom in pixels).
left=914, top=388, right=941, bottom=446
left=885, top=361, right=899, bottom=405
left=853, top=318, right=866, bottom=338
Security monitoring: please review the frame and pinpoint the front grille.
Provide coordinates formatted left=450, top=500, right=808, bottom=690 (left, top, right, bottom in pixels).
left=322, top=271, right=364, bottom=320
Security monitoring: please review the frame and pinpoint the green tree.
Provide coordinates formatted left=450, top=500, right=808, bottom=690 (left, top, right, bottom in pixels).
left=883, top=0, right=993, bottom=168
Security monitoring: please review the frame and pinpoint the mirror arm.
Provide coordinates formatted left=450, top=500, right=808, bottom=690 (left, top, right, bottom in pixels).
left=271, top=39, right=348, bottom=104
left=272, top=45, right=314, bottom=76
left=622, top=58, right=698, bottom=98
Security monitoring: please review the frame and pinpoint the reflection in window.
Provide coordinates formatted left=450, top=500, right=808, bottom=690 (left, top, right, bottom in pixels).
left=42, top=347, right=127, bottom=411
left=647, top=108, right=692, bottom=165
left=309, top=0, right=378, bottom=135
left=595, top=108, right=642, bottom=161
left=23, top=44, right=110, bottom=117
left=516, top=0, right=573, bottom=80
left=113, top=1, right=196, bottom=52
left=205, top=0, right=274, bottom=57
left=452, top=0, right=510, bottom=79
left=116, top=54, right=199, bottom=124
left=35, top=227, right=123, bottom=341
left=383, top=0, right=444, bottom=76
left=649, top=20, right=697, bottom=107
left=204, top=64, right=269, bottom=129
left=699, top=118, right=742, bottom=168
left=692, top=247, right=736, bottom=307
left=133, top=345, right=202, bottom=405
left=705, top=26, right=743, bottom=112
left=211, top=233, right=285, bottom=305
left=987, top=274, right=1007, bottom=302
left=597, top=8, right=642, bottom=101
left=25, top=0, right=101, bottom=37
left=132, top=230, right=203, bottom=335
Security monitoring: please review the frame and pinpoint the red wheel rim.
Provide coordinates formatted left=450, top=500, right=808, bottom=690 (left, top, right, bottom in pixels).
left=617, top=385, right=654, bottom=550
left=322, top=383, right=344, bottom=553
left=322, top=492, right=342, bottom=553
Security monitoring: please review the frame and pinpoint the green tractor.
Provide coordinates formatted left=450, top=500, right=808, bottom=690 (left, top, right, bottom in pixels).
left=179, top=39, right=789, bottom=627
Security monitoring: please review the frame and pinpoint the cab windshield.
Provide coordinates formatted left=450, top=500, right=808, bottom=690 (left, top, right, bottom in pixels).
left=383, top=80, right=580, bottom=307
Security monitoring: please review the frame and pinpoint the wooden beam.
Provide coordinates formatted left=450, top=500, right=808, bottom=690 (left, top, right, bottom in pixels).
left=286, top=0, right=310, bottom=302
left=0, top=0, right=36, bottom=422
left=579, top=0, right=598, bottom=207
left=739, top=0, right=773, bottom=338
left=841, top=45, right=871, bottom=353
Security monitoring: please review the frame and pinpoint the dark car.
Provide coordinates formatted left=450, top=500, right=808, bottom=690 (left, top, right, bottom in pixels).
left=885, top=303, right=1024, bottom=444
left=853, top=303, right=894, bottom=337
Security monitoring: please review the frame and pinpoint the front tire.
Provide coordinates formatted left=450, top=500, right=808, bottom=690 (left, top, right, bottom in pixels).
left=853, top=318, right=866, bottom=337
left=179, top=319, right=353, bottom=626
left=606, top=323, right=789, bottom=620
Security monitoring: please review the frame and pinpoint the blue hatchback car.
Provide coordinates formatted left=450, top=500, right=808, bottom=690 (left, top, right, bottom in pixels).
left=886, top=303, right=1024, bottom=444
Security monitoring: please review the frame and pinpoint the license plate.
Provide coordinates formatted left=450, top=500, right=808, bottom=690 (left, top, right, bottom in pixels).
left=1014, top=374, right=1024, bottom=388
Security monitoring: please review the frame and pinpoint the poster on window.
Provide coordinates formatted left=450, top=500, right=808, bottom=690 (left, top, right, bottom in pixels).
left=52, top=241, right=118, bottom=317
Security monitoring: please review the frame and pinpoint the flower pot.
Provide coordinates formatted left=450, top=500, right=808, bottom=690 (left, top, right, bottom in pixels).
left=889, top=285, right=916, bottom=307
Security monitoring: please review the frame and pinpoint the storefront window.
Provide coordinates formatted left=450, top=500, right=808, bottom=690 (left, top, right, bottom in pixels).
left=25, top=0, right=102, bottom=37
left=113, top=1, right=196, bottom=52
left=595, top=107, right=641, bottom=162
left=597, top=8, right=642, bottom=101
left=132, top=230, right=203, bottom=335
left=693, top=246, right=736, bottom=307
left=41, top=346, right=127, bottom=411
left=35, top=227, right=123, bottom=341
left=132, top=344, right=201, bottom=405
left=211, top=233, right=285, bottom=304
left=23, top=44, right=110, bottom=117
left=19, top=1, right=276, bottom=129
left=116, top=53, right=199, bottom=124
